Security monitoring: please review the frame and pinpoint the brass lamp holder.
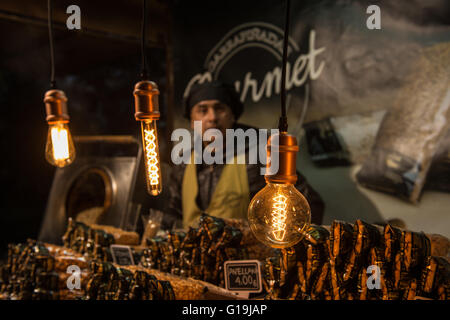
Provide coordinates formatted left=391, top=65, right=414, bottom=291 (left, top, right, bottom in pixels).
left=133, top=80, right=160, bottom=121
left=44, top=89, right=70, bottom=124
left=265, top=132, right=299, bottom=185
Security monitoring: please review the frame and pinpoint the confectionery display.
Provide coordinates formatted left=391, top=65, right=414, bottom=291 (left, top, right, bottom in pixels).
left=262, top=221, right=449, bottom=300
left=140, top=214, right=248, bottom=286
left=1, top=215, right=448, bottom=300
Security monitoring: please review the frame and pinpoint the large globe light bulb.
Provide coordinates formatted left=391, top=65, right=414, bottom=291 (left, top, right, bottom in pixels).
left=248, top=132, right=311, bottom=248
left=248, top=183, right=310, bottom=248
left=140, top=119, right=162, bottom=196
left=134, top=80, right=163, bottom=196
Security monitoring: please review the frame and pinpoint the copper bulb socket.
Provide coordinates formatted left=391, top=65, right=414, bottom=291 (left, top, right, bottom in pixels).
left=133, top=80, right=160, bottom=121
left=265, top=132, right=299, bottom=184
left=44, top=89, right=70, bottom=124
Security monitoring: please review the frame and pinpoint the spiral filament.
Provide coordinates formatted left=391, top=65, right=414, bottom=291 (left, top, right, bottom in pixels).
left=271, top=194, right=288, bottom=241
left=141, top=120, right=162, bottom=195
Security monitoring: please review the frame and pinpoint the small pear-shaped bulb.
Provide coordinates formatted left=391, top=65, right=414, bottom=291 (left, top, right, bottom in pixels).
left=45, top=122, right=76, bottom=168
left=248, top=183, right=311, bottom=248
left=141, top=120, right=162, bottom=196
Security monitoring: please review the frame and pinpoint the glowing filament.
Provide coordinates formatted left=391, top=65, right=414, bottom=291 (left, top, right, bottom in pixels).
left=271, top=194, right=288, bottom=241
left=51, top=126, right=69, bottom=161
left=144, top=128, right=159, bottom=186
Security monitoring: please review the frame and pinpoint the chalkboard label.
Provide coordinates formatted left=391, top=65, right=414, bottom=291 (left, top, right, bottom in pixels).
left=224, top=260, right=262, bottom=293
left=110, top=245, right=135, bottom=266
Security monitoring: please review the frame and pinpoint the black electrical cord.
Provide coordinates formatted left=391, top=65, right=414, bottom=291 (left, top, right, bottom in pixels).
left=47, top=0, right=56, bottom=88
left=140, top=0, right=149, bottom=80
left=278, top=0, right=291, bottom=133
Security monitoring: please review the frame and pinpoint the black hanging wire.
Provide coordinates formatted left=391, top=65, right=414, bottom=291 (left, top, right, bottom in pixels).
left=278, top=0, right=291, bottom=133
left=140, top=0, right=149, bottom=80
left=47, top=0, right=56, bottom=88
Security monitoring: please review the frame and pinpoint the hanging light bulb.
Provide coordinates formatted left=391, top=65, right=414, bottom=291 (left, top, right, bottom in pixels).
left=248, top=133, right=311, bottom=248
left=248, top=0, right=309, bottom=248
left=134, top=80, right=162, bottom=196
left=44, top=89, right=76, bottom=168
left=43, top=0, right=75, bottom=168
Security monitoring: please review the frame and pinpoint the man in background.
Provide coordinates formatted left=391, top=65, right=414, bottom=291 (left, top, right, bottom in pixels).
left=164, top=81, right=324, bottom=229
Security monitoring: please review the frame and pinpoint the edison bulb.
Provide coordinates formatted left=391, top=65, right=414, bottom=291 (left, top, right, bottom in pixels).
left=45, top=122, right=75, bottom=168
left=141, top=120, right=162, bottom=196
left=248, top=183, right=311, bottom=248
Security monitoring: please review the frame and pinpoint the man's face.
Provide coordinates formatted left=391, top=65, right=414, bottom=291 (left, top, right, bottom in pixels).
left=190, top=99, right=235, bottom=137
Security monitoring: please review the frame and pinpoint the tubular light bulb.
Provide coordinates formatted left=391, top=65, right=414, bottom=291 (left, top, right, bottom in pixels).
left=45, top=122, right=75, bottom=168
left=248, top=182, right=310, bottom=248
left=141, top=120, right=162, bottom=196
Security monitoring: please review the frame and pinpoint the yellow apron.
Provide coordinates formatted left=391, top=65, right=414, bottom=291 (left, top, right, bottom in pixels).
left=182, top=153, right=250, bottom=228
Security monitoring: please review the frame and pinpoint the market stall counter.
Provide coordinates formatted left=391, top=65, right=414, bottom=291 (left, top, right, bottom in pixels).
left=0, top=214, right=449, bottom=300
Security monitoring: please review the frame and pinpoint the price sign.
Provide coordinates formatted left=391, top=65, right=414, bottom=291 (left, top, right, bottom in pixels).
left=110, top=245, right=135, bottom=266
left=224, top=260, right=262, bottom=293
